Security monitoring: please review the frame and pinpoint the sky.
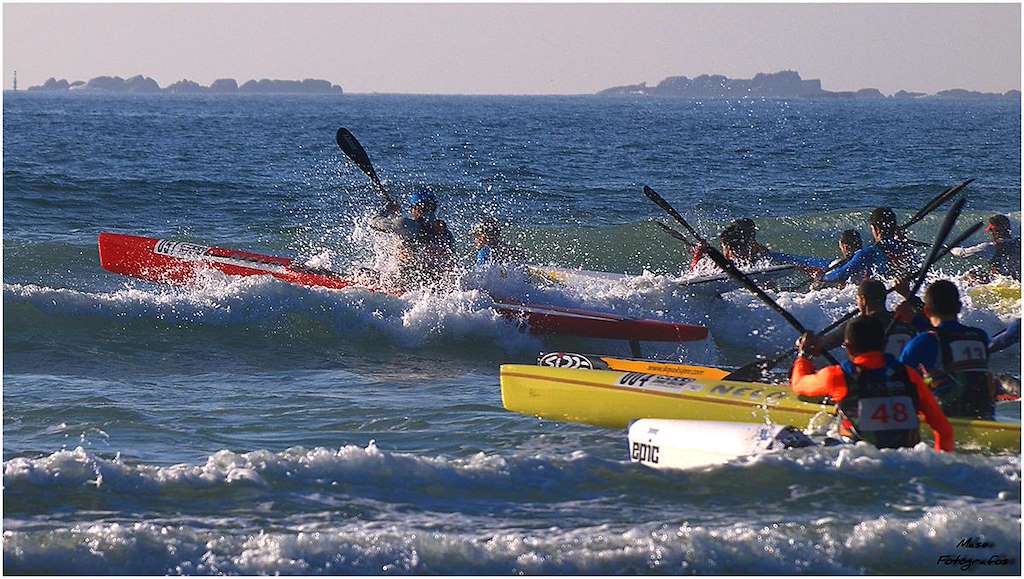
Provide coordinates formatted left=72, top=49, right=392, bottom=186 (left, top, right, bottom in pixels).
left=3, top=3, right=1021, bottom=95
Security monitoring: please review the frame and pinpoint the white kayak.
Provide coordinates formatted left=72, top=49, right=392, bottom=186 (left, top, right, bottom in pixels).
left=528, top=263, right=798, bottom=296
left=627, top=419, right=816, bottom=470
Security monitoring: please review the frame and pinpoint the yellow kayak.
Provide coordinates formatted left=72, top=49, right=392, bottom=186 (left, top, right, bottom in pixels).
left=967, top=280, right=1021, bottom=315
left=500, top=364, right=1020, bottom=453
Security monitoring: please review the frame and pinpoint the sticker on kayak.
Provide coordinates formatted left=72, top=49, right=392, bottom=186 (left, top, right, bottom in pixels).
left=154, top=239, right=210, bottom=259
left=538, top=352, right=593, bottom=369
left=617, top=372, right=700, bottom=392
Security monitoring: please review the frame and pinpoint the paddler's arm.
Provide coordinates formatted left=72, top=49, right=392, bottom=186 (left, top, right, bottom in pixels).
left=907, top=366, right=954, bottom=451
left=990, top=318, right=1022, bottom=354
left=368, top=202, right=404, bottom=233
left=688, top=242, right=706, bottom=272
left=950, top=241, right=996, bottom=259
left=819, top=245, right=877, bottom=283
left=790, top=333, right=848, bottom=399
left=899, top=332, right=940, bottom=376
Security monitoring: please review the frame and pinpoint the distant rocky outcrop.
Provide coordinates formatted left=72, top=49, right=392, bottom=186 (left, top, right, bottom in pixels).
left=892, top=90, right=927, bottom=99
left=598, top=70, right=1020, bottom=100
left=25, top=75, right=343, bottom=95
left=165, top=79, right=206, bottom=93
left=933, top=88, right=1021, bottom=100
left=598, top=70, right=826, bottom=98
left=238, top=78, right=343, bottom=94
left=209, top=78, right=239, bottom=93
left=27, top=77, right=70, bottom=91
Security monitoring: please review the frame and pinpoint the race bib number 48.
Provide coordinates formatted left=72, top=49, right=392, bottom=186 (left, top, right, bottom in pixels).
left=857, top=396, right=919, bottom=432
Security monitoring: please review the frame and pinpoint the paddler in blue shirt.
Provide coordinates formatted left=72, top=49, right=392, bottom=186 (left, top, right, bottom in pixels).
left=898, top=280, right=995, bottom=420
left=819, top=207, right=915, bottom=284
left=369, top=190, right=455, bottom=288
left=471, top=216, right=515, bottom=268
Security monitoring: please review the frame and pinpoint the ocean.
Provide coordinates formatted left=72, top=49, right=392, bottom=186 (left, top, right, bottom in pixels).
left=3, top=92, right=1021, bottom=574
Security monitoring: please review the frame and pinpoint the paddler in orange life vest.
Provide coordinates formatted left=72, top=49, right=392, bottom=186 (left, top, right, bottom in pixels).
left=818, top=207, right=915, bottom=284
left=791, top=316, right=954, bottom=451
left=951, top=214, right=1021, bottom=283
left=369, top=190, right=455, bottom=288
left=898, top=280, right=996, bottom=420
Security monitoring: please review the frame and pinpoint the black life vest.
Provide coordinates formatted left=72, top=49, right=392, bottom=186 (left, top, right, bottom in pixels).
left=838, top=356, right=922, bottom=449
left=877, top=237, right=915, bottom=279
left=398, top=218, right=455, bottom=288
left=930, top=325, right=994, bottom=419
left=884, top=320, right=917, bottom=359
left=990, top=238, right=1021, bottom=280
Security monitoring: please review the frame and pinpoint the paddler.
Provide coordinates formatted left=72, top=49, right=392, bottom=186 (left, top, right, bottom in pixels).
left=690, top=219, right=769, bottom=271
left=792, top=316, right=954, bottom=451
left=818, top=207, right=915, bottom=284
left=830, top=229, right=864, bottom=270
left=819, top=279, right=919, bottom=357
left=369, top=190, right=455, bottom=288
left=950, top=214, right=1021, bottom=282
left=898, top=280, right=995, bottom=420
left=471, top=216, right=518, bottom=268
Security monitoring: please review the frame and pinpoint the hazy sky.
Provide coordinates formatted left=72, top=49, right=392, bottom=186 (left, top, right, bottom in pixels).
left=3, top=3, right=1021, bottom=94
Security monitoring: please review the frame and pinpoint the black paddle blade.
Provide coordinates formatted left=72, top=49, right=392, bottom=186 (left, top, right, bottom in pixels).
left=644, top=185, right=702, bottom=241
left=902, top=178, right=973, bottom=229
left=723, top=357, right=777, bottom=383
left=907, top=196, right=967, bottom=298
left=335, top=127, right=388, bottom=197
left=655, top=221, right=692, bottom=244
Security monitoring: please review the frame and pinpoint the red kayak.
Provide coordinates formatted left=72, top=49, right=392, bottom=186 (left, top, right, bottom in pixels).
left=97, top=232, right=708, bottom=343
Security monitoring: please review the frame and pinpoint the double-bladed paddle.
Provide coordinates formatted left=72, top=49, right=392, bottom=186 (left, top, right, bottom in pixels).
left=883, top=196, right=967, bottom=334
left=644, top=185, right=841, bottom=366
left=817, top=179, right=973, bottom=277
left=336, top=127, right=398, bottom=209
left=724, top=215, right=983, bottom=382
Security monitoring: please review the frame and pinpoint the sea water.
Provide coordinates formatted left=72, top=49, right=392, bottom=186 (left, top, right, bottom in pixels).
left=3, top=93, right=1020, bottom=574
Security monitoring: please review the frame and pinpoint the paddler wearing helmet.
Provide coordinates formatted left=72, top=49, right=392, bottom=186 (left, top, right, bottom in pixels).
left=369, top=189, right=455, bottom=288
left=950, top=214, right=1021, bottom=283
left=792, top=316, right=954, bottom=451
left=898, top=280, right=996, bottom=420
left=818, top=207, right=915, bottom=284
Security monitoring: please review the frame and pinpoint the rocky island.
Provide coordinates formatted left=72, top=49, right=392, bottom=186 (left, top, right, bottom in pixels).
left=598, top=70, right=1020, bottom=100
left=26, top=75, right=343, bottom=95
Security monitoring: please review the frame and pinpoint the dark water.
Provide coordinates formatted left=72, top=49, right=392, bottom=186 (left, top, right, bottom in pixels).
left=3, top=93, right=1020, bottom=574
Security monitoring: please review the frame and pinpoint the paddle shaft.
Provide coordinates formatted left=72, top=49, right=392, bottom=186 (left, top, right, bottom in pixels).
left=645, top=186, right=840, bottom=366
left=724, top=219, right=985, bottom=380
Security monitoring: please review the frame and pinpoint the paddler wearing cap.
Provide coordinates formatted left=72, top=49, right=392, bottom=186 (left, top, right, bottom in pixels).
left=950, top=214, right=1021, bottom=283
left=791, top=316, right=954, bottom=451
left=818, top=207, right=915, bottom=284
left=369, top=190, right=455, bottom=288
